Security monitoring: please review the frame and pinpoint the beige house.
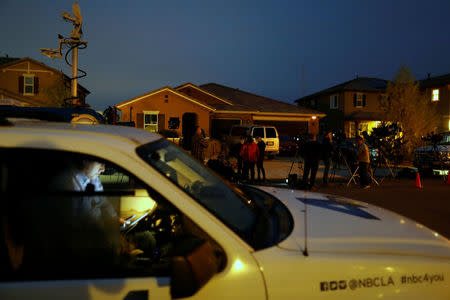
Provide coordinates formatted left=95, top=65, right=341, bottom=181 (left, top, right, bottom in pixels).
left=0, top=56, right=89, bottom=107
left=295, top=77, right=388, bottom=138
left=419, top=73, right=450, bottom=132
left=115, top=82, right=324, bottom=144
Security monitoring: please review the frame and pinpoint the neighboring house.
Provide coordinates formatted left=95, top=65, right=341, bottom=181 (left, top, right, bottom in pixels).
left=115, top=82, right=324, bottom=140
left=419, top=73, right=450, bottom=133
left=0, top=56, right=89, bottom=107
left=295, top=77, right=388, bottom=138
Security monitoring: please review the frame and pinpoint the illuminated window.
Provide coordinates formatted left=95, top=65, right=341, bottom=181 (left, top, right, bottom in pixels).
left=432, top=89, right=439, bottom=101
left=144, top=112, right=158, bottom=132
left=330, top=95, right=338, bottom=109
left=24, top=75, right=34, bottom=94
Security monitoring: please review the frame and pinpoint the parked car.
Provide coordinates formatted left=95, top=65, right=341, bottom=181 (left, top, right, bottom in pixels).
left=414, top=131, right=450, bottom=175
left=228, top=124, right=279, bottom=157
left=0, top=117, right=449, bottom=299
left=279, top=135, right=298, bottom=156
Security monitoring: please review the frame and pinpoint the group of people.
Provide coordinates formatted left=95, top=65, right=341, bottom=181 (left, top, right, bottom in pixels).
left=301, top=132, right=371, bottom=190
left=190, top=126, right=267, bottom=183
left=190, top=126, right=372, bottom=189
left=237, top=135, right=266, bottom=183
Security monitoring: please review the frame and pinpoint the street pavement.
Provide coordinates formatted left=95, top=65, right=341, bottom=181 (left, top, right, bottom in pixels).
left=260, top=156, right=450, bottom=239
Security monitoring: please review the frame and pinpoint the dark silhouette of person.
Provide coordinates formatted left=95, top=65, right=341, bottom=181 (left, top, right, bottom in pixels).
left=255, top=136, right=266, bottom=183
left=302, top=134, right=321, bottom=189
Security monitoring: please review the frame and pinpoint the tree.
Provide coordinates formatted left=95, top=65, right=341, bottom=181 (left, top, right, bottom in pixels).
left=380, top=66, right=439, bottom=159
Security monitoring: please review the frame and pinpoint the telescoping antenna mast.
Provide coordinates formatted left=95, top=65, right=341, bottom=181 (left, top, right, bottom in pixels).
left=40, top=1, right=88, bottom=107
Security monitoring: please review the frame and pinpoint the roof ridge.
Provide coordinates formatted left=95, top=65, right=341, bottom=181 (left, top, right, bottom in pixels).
left=418, top=73, right=450, bottom=82
left=296, top=76, right=388, bottom=101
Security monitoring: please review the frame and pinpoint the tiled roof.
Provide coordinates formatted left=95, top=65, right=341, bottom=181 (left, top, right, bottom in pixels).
left=295, top=77, right=388, bottom=103
left=200, top=83, right=323, bottom=115
left=419, top=73, right=450, bottom=89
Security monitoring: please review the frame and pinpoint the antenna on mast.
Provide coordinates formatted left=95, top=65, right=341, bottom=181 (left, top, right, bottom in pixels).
left=301, top=64, right=306, bottom=97
left=40, top=1, right=88, bottom=107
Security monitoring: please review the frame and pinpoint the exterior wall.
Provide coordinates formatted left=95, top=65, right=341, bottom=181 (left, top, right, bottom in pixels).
left=343, top=91, right=383, bottom=116
left=118, top=90, right=212, bottom=136
left=424, top=85, right=450, bottom=132
left=0, top=59, right=87, bottom=106
left=210, top=113, right=251, bottom=124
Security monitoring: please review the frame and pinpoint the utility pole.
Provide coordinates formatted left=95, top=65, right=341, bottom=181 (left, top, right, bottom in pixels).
left=40, top=2, right=87, bottom=107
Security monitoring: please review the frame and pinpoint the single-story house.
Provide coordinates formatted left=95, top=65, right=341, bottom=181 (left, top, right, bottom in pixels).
left=115, top=82, right=325, bottom=142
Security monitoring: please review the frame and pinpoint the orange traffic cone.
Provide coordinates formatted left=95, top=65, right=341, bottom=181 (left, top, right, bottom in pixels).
left=415, top=172, right=423, bottom=188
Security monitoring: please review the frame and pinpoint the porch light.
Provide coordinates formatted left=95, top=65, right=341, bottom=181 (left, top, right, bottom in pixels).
left=311, top=116, right=317, bottom=120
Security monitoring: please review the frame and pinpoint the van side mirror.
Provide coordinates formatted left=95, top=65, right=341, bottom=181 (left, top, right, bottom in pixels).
left=170, top=241, right=219, bottom=298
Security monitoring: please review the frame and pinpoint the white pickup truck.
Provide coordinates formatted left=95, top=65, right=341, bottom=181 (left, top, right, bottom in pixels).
left=0, top=118, right=448, bottom=299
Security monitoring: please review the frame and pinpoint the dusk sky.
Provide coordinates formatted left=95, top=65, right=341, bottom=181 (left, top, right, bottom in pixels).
left=1, top=0, right=450, bottom=111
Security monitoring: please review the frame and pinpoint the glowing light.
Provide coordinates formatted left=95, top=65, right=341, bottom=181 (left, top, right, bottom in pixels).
left=432, top=89, right=439, bottom=101
left=434, top=232, right=439, bottom=237
left=400, top=219, right=405, bottom=224
left=233, top=259, right=244, bottom=271
left=385, top=266, right=394, bottom=272
left=311, top=116, right=317, bottom=120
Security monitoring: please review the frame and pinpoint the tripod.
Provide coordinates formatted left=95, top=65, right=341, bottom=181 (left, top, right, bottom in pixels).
left=287, top=149, right=304, bottom=187
left=347, top=164, right=379, bottom=187
left=372, top=150, right=396, bottom=183
left=330, top=148, right=354, bottom=183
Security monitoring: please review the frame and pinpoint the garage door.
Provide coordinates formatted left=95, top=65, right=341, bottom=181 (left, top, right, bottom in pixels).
left=211, top=119, right=242, bottom=138
left=254, top=121, right=308, bottom=137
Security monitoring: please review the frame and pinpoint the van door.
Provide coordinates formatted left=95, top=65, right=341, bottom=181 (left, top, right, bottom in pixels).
left=264, top=127, right=279, bottom=155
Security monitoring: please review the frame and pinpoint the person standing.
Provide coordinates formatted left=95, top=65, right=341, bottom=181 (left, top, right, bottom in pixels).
left=191, top=126, right=209, bottom=163
left=240, top=136, right=259, bottom=183
left=302, top=134, right=321, bottom=190
left=234, top=136, right=245, bottom=179
left=321, top=132, right=334, bottom=186
left=256, top=136, right=266, bottom=183
left=356, top=135, right=371, bottom=189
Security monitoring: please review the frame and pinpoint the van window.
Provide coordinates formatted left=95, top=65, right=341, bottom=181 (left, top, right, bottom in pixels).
left=266, top=128, right=277, bottom=138
left=230, top=126, right=248, bottom=137
left=253, top=128, right=264, bottom=138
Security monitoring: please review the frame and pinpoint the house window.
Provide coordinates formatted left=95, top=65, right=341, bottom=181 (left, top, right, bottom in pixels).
left=432, top=89, right=439, bottom=101
left=353, top=93, right=366, bottom=108
left=330, top=95, right=338, bottom=109
left=168, top=117, right=180, bottom=129
left=24, top=75, right=34, bottom=94
left=144, top=112, right=158, bottom=132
